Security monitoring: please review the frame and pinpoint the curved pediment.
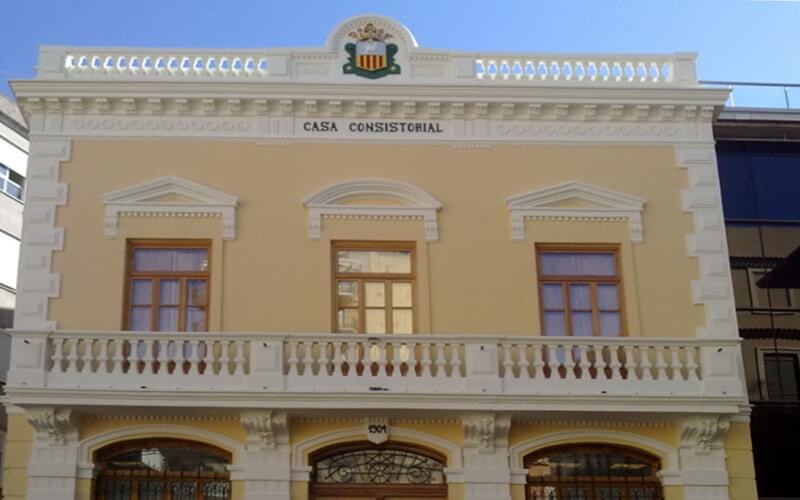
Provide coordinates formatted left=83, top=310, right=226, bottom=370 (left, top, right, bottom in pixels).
left=303, top=178, right=442, bottom=241
left=103, top=176, right=239, bottom=239
left=507, top=181, right=646, bottom=242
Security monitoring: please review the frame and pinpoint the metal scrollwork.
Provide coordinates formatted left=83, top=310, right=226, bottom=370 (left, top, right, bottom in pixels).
left=314, top=448, right=445, bottom=485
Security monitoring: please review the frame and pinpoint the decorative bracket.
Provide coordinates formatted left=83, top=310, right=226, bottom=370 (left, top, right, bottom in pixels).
left=240, top=410, right=289, bottom=450
left=462, top=413, right=511, bottom=453
left=27, top=407, right=79, bottom=446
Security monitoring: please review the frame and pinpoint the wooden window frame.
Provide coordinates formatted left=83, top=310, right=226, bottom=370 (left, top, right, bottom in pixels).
left=123, top=239, right=211, bottom=332
left=536, top=244, right=626, bottom=337
left=331, top=240, right=417, bottom=334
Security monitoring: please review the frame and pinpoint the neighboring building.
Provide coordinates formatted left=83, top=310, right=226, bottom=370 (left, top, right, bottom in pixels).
left=4, top=16, right=753, bottom=500
left=0, top=93, right=28, bottom=497
left=713, top=92, right=800, bottom=500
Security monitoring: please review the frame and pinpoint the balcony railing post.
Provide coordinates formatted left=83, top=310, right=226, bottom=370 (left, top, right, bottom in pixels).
left=247, top=337, right=285, bottom=391
left=464, top=341, right=502, bottom=393
left=6, top=330, right=50, bottom=388
left=699, top=344, right=745, bottom=398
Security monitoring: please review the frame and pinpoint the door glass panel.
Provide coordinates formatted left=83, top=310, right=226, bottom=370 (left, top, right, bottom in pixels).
left=544, top=311, right=565, bottom=336
left=337, top=250, right=411, bottom=274
left=337, top=281, right=359, bottom=307
left=138, top=480, right=165, bottom=500
left=186, top=307, right=207, bottom=332
left=365, top=282, right=386, bottom=307
left=393, top=310, right=413, bottom=334
left=600, top=312, right=621, bottom=337
left=337, top=309, right=359, bottom=333
left=131, top=280, right=152, bottom=305
left=542, top=284, right=563, bottom=309
left=366, top=309, right=387, bottom=333
left=598, top=284, right=619, bottom=309
left=159, top=280, right=180, bottom=305
left=392, top=282, right=413, bottom=307
left=571, top=311, right=593, bottom=336
left=158, top=307, right=179, bottom=331
left=569, top=284, right=591, bottom=310
left=172, top=481, right=197, bottom=500
left=187, top=280, right=208, bottom=306
left=129, top=307, right=151, bottom=331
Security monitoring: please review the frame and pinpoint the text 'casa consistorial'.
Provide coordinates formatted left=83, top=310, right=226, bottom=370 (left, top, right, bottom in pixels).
left=301, top=120, right=445, bottom=134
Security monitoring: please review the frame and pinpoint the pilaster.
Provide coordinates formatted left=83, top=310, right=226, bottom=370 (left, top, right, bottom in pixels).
left=25, top=407, right=80, bottom=500
left=461, top=413, right=512, bottom=500
left=236, top=411, right=291, bottom=500
left=679, top=416, right=731, bottom=500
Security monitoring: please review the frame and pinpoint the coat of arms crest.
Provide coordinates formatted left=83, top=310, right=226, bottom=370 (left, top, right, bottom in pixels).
left=343, top=23, right=401, bottom=79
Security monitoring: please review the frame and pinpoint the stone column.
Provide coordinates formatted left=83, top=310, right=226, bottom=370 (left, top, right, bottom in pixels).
left=236, top=411, right=291, bottom=500
left=679, top=416, right=731, bottom=500
left=25, top=407, right=80, bottom=500
left=461, top=413, right=512, bottom=500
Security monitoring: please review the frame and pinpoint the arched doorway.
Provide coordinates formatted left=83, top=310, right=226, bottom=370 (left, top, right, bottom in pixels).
left=524, top=444, right=663, bottom=500
left=309, top=442, right=448, bottom=500
left=92, top=438, right=231, bottom=500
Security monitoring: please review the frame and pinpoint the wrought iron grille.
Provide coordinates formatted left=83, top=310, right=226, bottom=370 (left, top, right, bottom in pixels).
left=314, top=448, right=446, bottom=485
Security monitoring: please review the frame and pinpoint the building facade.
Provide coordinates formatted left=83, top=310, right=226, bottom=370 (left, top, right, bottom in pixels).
left=714, top=100, right=800, bottom=499
left=0, top=93, right=29, bottom=496
left=4, top=16, right=754, bottom=500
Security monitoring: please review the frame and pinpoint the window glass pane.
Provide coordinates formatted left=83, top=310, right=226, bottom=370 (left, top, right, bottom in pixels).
left=186, top=308, right=207, bottom=332
left=542, top=284, right=563, bottom=309
left=337, top=309, right=359, bottom=333
left=544, top=311, right=565, bottom=336
left=600, top=312, right=621, bottom=337
left=131, top=279, right=152, bottom=305
left=540, top=252, right=616, bottom=276
left=6, top=182, right=22, bottom=199
left=134, top=248, right=209, bottom=272
left=159, top=280, right=180, bottom=305
left=129, top=307, right=151, bottom=330
left=765, top=354, right=799, bottom=400
left=393, top=310, right=413, bottom=334
left=366, top=309, right=386, bottom=333
left=158, top=307, right=179, bottom=331
left=337, top=250, right=411, bottom=274
left=392, top=282, right=413, bottom=307
left=598, top=284, right=619, bottom=310
left=337, top=281, right=359, bottom=307
left=569, top=284, right=591, bottom=310
left=365, top=282, right=386, bottom=307
left=172, top=481, right=198, bottom=500
left=186, top=280, right=208, bottom=307
left=571, top=311, right=593, bottom=337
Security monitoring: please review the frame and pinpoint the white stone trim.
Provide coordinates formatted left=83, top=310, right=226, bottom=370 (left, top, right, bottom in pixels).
left=25, top=407, right=80, bottom=500
left=508, top=429, right=680, bottom=485
left=15, top=137, right=70, bottom=331
left=506, top=181, right=646, bottom=242
left=303, top=178, right=442, bottom=241
left=102, top=175, right=239, bottom=239
left=76, top=424, right=245, bottom=479
left=290, top=425, right=463, bottom=483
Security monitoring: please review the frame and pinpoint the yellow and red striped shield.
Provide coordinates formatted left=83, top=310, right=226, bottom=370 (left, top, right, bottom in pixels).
left=357, top=54, right=387, bottom=71
left=355, top=41, right=388, bottom=72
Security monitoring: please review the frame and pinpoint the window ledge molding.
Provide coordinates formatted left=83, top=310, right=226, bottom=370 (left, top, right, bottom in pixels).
left=303, top=178, right=442, bottom=241
left=506, top=181, right=646, bottom=242
left=103, top=176, right=239, bottom=240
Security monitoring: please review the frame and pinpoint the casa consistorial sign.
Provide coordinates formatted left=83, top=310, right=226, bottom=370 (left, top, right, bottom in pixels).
left=300, top=119, right=445, bottom=135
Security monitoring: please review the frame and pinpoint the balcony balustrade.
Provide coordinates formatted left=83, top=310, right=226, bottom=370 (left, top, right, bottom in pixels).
left=6, top=331, right=745, bottom=409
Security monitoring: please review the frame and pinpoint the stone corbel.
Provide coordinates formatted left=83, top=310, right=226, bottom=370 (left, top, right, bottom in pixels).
left=680, top=416, right=730, bottom=454
left=27, top=407, right=79, bottom=446
left=463, top=413, right=511, bottom=453
left=241, top=410, right=289, bottom=451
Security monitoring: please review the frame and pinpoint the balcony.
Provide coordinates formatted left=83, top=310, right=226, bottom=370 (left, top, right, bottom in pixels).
left=5, top=331, right=746, bottom=413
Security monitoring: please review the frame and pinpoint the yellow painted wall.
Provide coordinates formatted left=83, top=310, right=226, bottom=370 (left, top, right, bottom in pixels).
left=50, top=141, right=702, bottom=337
left=3, top=415, right=32, bottom=500
left=726, top=422, right=758, bottom=500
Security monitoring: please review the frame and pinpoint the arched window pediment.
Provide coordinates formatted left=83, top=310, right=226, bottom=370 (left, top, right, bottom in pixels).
left=303, top=178, right=443, bottom=241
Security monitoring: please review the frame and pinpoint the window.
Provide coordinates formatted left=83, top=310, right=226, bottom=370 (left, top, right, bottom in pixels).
left=763, top=352, right=800, bottom=401
left=525, top=445, right=662, bottom=500
left=333, top=242, right=415, bottom=334
left=0, top=163, right=24, bottom=200
left=125, top=240, right=210, bottom=332
left=93, top=438, right=231, bottom=500
left=747, top=268, right=798, bottom=313
left=537, top=246, right=623, bottom=337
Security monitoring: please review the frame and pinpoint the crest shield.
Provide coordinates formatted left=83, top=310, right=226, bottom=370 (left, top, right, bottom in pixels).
left=355, top=40, right=388, bottom=71
left=343, top=22, right=401, bottom=79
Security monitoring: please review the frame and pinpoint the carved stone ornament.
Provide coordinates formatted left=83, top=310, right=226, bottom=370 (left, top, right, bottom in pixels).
left=365, top=417, right=390, bottom=444
left=240, top=410, right=289, bottom=450
left=680, top=417, right=730, bottom=453
left=463, top=414, right=511, bottom=453
left=26, top=407, right=79, bottom=446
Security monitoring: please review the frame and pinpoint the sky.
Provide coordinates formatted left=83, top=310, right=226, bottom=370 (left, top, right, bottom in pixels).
left=1, top=0, right=800, bottom=103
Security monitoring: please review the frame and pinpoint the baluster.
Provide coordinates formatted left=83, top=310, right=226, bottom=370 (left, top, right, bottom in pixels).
left=450, top=344, right=463, bottom=378
left=376, top=341, right=388, bottom=377
left=390, top=342, right=401, bottom=377
left=518, top=344, right=531, bottom=379
left=545, top=344, right=560, bottom=379
left=640, top=346, right=653, bottom=381
left=406, top=342, right=417, bottom=377
left=51, top=338, right=65, bottom=373
left=319, top=342, right=333, bottom=377
left=594, top=344, right=610, bottom=379
left=502, top=344, right=514, bottom=380
left=96, top=339, right=108, bottom=374
left=608, top=346, right=622, bottom=381
left=111, top=339, right=125, bottom=375
left=686, top=347, right=699, bottom=381
left=66, top=338, right=79, bottom=374
left=186, top=340, right=199, bottom=375
left=564, top=343, right=576, bottom=380
left=668, top=346, right=683, bottom=381
left=331, top=341, right=343, bottom=377
left=287, top=341, right=299, bottom=376
left=420, top=342, right=432, bottom=378
left=531, top=344, right=543, bottom=379
left=142, top=339, right=154, bottom=375
left=234, top=340, right=246, bottom=376
left=654, top=346, right=668, bottom=381
left=578, top=344, right=591, bottom=380
left=623, top=345, right=636, bottom=380
left=347, top=342, right=360, bottom=379
left=303, top=341, right=315, bottom=376
left=435, top=343, right=447, bottom=378
left=209, top=340, right=220, bottom=376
